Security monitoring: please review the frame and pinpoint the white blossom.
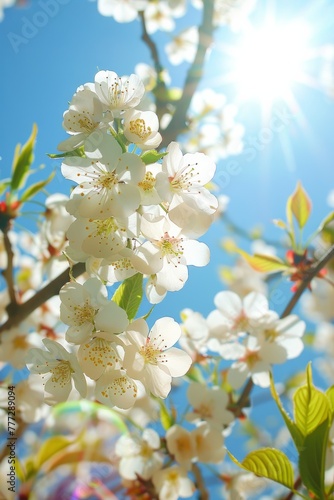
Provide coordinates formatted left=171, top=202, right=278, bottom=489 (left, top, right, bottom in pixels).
left=62, top=133, right=145, bottom=220
left=123, top=109, right=162, bottom=150
left=26, top=339, right=87, bottom=404
left=152, top=465, right=195, bottom=500
left=95, top=70, right=145, bottom=116
left=123, top=317, right=192, bottom=398
left=186, top=383, right=234, bottom=428
left=115, top=428, right=163, bottom=480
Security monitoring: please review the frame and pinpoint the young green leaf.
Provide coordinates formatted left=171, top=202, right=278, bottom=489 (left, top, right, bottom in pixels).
left=141, top=149, right=168, bottom=165
left=236, top=248, right=290, bottom=273
left=317, top=211, right=334, bottom=233
left=11, top=123, right=38, bottom=191
left=270, top=373, right=304, bottom=452
left=0, top=179, right=10, bottom=196
left=35, top=435, right=74, bottom=470
left=20, top=171, right=55, bottom=202
left=290, top=181, right=312, bottom=229
left=158, top=400, right=175, bottom=431
left=294, top=364, right=331, bottom=436
left=48, top=146, right=85, bottom=159
left=325, top=385, right=334, bottom=415
left=228, top=448, right=294, bottom=489
left=298, top=418, right=330, bottom=499
left=112, top=273, right=143, bottom=321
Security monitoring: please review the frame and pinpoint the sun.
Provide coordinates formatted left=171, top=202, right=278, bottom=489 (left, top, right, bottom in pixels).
left=225, top=19, right=312, bottom=114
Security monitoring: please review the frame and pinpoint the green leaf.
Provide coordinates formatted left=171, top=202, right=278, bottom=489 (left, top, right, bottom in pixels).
left=20, top=171, right=55, bottom=202
left=294, top=364, right=331, bottom=436
left=290, top=181, right=312, bottom=229
left=11, top=123, right=38, bottom=191
left=142, top=304, right=156, bottom=320
left=318, top=211, right=334, bottom=233
left=270, top=373, right=304, bottom=452
left=35, top=435, right=73, bottom=470
left=236, top=248, right=290, bottom=273
left=158, top=400, right=175, bottom=431
left=0, top=179, right=11, bottom=196
left=185, top=365, right=205, bottom=384
left=228, top=448, right=294, bottom=489
left=112, top=273, right=143, bottom=321
left=326, top=386, right=334, bottom=415
left=48, top=146, right=85, bottom=159
left=298, top=418, right=330, bottom=499
left=286, top=192, right=296, bottom=248
left=15, top=457, right=26, bottom=482
left=141, top=150, right=168, bottom=165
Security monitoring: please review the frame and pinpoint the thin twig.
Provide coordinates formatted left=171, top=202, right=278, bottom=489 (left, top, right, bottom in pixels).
left=281, top=243, right=334, bottom=318
left=0, top=262, right=85, bottom=335
left=139, top=11, right=164, bottom=77
left=282, top=476, right=302, bottom=500
left=160, top=0, right=216, bottom=148
left=2, top=229, right=17, bottom=310
left=192, top=463, right=209, bottom=500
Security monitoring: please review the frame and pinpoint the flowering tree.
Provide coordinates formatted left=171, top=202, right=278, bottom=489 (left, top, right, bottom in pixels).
left=1, top=1, right=334, bottom=499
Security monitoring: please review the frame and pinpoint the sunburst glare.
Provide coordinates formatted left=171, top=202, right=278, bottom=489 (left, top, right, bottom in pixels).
left=221, top=18, right=314, bottom=118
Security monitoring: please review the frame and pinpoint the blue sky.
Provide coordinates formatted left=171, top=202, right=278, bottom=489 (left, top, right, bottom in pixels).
left=0, top=0, right=333, bottom=346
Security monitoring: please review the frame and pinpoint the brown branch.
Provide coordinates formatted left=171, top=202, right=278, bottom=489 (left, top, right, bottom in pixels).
left=282, top=476, right=302, bottom=500
left=192, top=463, right=209, bottom=500
left=235, top=243, right=334, bottom=410
left=139, top=10, right=165, bottom=77
left=0, top=262, right=85, bottom=335
left=281, top=243, right=334, bottom=318
left=2, top=229, right=17, bottom=311
left=160, top=0, right=215, bottom=148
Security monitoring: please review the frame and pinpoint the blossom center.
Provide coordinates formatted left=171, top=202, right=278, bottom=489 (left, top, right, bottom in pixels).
left=77, top=116, right=96, bottom=132
left=99, top=171, right=118, bottom=189
left=129, top=118, right=151, bottom=140
left=107, top=79, right=132, bottom=108
left=241, top=349, right=261, bottom=367
left=169, top=163, right=198, bottom=191
left=140, top=341, right=161, bottom=365
left=140, top=441, right=154, bottom=458
left=232, top=312, right=249, bottom=333
left=50, top=361, right=71, bottom=388
left=73, top=301, right=96, bottom=325
left=158, top=232, right=183, bottom=258
left=138, top=171, right=156, bottom=192
left=93, top=217, right=119, bottom=236
left=264, top=328, right=279, bottom=341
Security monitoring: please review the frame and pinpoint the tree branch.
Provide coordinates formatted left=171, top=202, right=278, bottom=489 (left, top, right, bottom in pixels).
left=192, top=463, right=209, bottom=500
left=281, top=243, right=334, bottom=318
left=159, top=0, right=216, bottom=148
left=2, top=229, right=17, bottom=311
left=0, top=262, right=85, bottom=335
left=139, top=10, right=165, bottom=77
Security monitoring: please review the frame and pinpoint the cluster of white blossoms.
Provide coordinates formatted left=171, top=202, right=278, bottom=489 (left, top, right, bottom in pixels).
left=27, top=279, right=192, bottom=409
left=25, top=69, right=218, bottom=410
left=113, top=380, right=234, bottom=499
left=180, top=290, right=306, bottom=389
left=58, top=69, right=218, bottom=303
